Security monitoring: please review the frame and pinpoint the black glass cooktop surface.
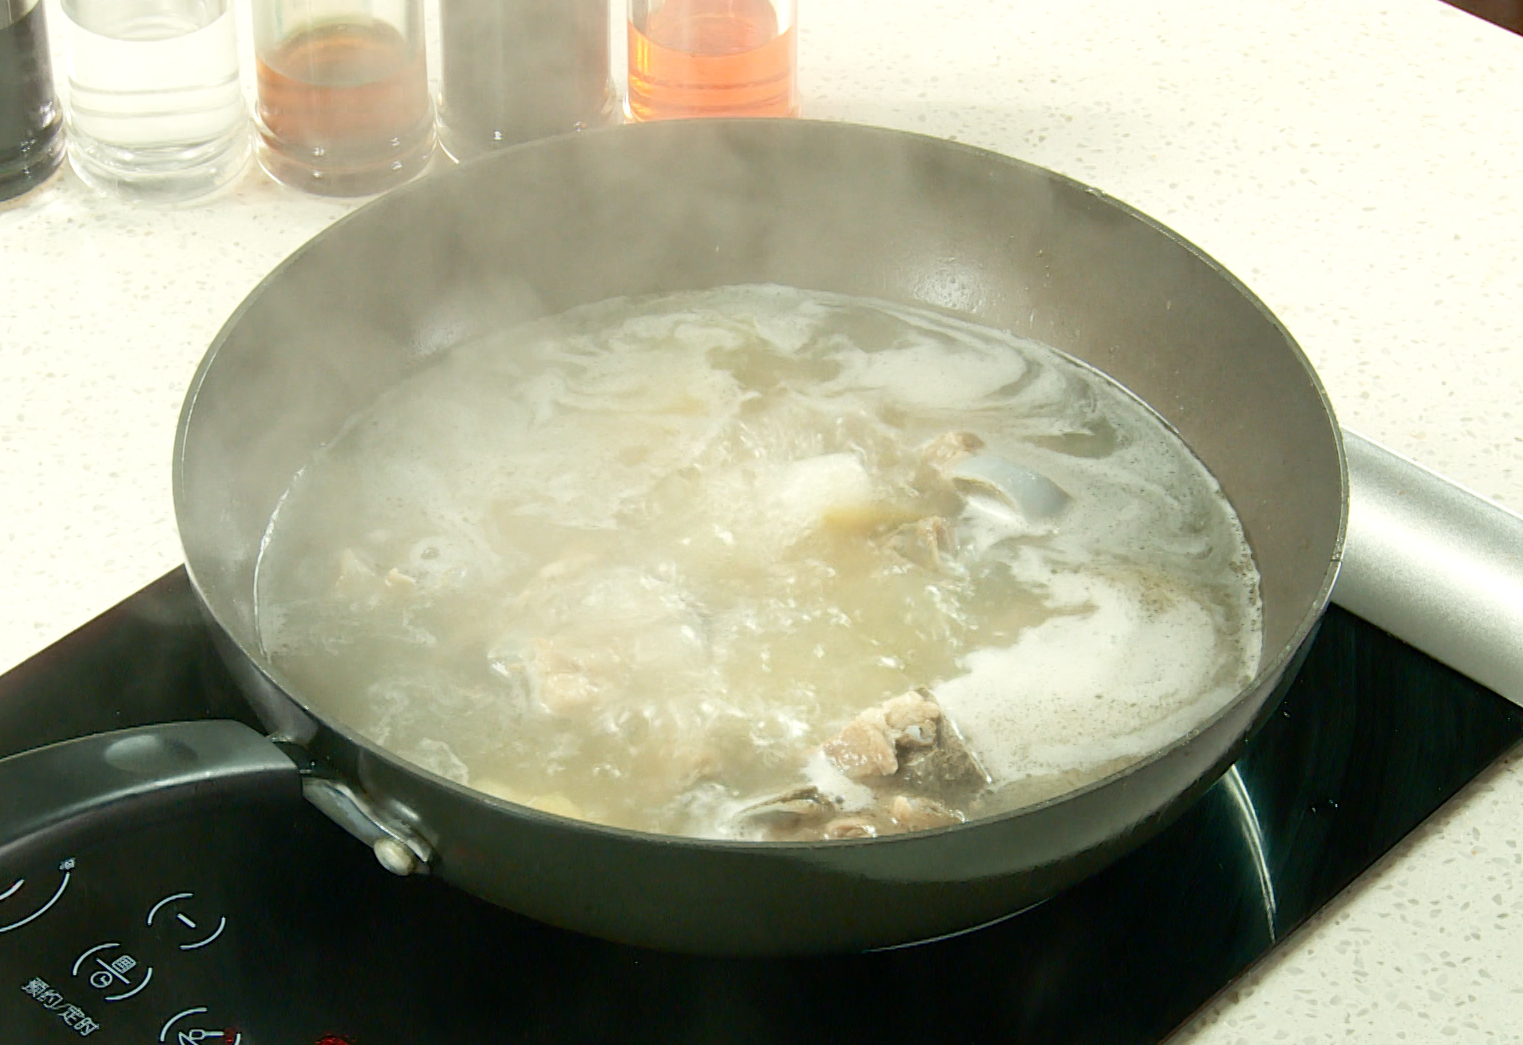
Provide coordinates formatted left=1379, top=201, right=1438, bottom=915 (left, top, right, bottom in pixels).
left=1, top=569, right=1519, bottom=1044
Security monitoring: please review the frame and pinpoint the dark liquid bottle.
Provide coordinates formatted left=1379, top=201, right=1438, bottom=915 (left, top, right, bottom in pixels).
left=437, top=0, right=614, bottom=161
left=0, top=0, right=65, bottom=202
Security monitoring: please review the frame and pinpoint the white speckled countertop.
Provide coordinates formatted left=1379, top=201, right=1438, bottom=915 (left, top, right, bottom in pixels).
left=2, top=0, right=1521, bottom=1039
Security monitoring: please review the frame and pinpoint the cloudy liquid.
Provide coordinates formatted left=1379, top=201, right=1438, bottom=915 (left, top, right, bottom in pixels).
left=254, top=286, right=1262, bottom=838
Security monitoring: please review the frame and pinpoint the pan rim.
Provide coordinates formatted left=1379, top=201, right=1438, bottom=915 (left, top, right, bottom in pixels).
left=174, top=117, right=1348, bottom=853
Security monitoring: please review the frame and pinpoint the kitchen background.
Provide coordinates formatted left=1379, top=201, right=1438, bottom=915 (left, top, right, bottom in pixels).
left=3, top=0, right=1523, bottom=1041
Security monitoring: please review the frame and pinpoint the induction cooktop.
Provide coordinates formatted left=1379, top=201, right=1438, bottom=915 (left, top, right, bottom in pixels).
left=0, top=563, right=1517, bottom=1045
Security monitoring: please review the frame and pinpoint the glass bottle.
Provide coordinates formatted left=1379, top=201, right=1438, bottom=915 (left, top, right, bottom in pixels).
left=0, top=0, right=65, bottom=203
left=61, top=0, right=248, bottom=202
left=254, top=0, right=434, bottom=196
left=437, top=0, right=615, bottom=161
left=627, top=0, right=799, bottom=122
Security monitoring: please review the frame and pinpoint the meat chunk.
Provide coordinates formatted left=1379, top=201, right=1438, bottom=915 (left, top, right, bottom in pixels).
left=896, top=708, right=992, bottom=802
left=886, top=516, right=958, bottom=572
left=823, top=716, right=900, bottom=779
left=920, top=430, right=985, bottom=475
left=733, top=689, right=992, bottom=841
left=821, top=688, right=944, bottom=780
left=491, top=637, right=624, bottom=717
left=512, top=552, right=601, bottom=611
left=881, top=690, right=940, bottom=746
left=888, top=795, right=963, bottom=831
left=822, top=817, right=877, bottom=840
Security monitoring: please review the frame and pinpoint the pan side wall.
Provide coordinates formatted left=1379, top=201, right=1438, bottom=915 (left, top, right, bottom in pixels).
left=174, top=120, right=1343, bottom=954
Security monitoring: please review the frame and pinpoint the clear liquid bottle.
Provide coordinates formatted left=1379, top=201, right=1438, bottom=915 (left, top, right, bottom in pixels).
left=437, top=0, right=615, bottom=161
left=61, top=0, right=248, bottom=202
left=254, top=0, right=435, bottom=196
left=627, top=0, right=799, bottom=122
left=0, top=0, right=65, bottom=203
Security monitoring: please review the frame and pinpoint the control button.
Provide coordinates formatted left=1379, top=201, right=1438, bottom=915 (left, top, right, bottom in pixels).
left=158, top=1006, right=243, bottom=1044
left=147, top=892, right=227, bottom=951
left=0, top=857, right=75, bottom=934
left=72, top=942, right=154, bottom=1002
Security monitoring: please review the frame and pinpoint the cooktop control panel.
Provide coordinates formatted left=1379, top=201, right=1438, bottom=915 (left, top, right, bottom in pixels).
left=0, top=782, right=608, bottom=1045
left=2, top=806, right=284, bottom=1043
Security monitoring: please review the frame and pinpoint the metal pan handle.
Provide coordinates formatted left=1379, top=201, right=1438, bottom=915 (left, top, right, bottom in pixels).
left=1335, top=430, right=1523, bottom=708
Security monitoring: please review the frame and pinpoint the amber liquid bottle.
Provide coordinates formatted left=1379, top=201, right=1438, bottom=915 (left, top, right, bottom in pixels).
left=627, top=0, right=799, bottom=121
left=254, top=0, right=434, bottom=196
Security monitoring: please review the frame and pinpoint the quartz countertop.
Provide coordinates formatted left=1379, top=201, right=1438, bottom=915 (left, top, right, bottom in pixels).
left=3, top=0, right=1522, bottom=1039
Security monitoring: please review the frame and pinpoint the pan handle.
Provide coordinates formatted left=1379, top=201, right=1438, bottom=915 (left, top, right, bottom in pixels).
left=0, top=721, right=300, bottom=870
left=0, top=721, right=437, bottom=878
left=298, top=775, right=434, bottom=876
left=1335, top=430, right=1523, bottom=708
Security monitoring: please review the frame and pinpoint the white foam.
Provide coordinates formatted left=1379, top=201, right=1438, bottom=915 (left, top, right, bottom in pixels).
left=801, top=749, right=877, bottom=812
left=931, top=571, right=1236, bottom=784
left=826, top=340, right=1028, bottom=410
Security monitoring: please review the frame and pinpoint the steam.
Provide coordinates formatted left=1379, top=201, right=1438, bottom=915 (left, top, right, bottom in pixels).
left=179, top=120, right=1322, bottom=763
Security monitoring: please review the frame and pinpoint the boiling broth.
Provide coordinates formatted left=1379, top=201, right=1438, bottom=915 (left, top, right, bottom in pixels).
left=254, top=286, right=1262, bottom=838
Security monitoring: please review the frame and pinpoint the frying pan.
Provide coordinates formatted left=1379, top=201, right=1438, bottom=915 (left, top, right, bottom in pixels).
left=0, top=120, right=1346, bottom=955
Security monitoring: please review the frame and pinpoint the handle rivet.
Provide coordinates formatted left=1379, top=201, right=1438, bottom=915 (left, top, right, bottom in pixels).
left=373, top=837, right=418, bottom=876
